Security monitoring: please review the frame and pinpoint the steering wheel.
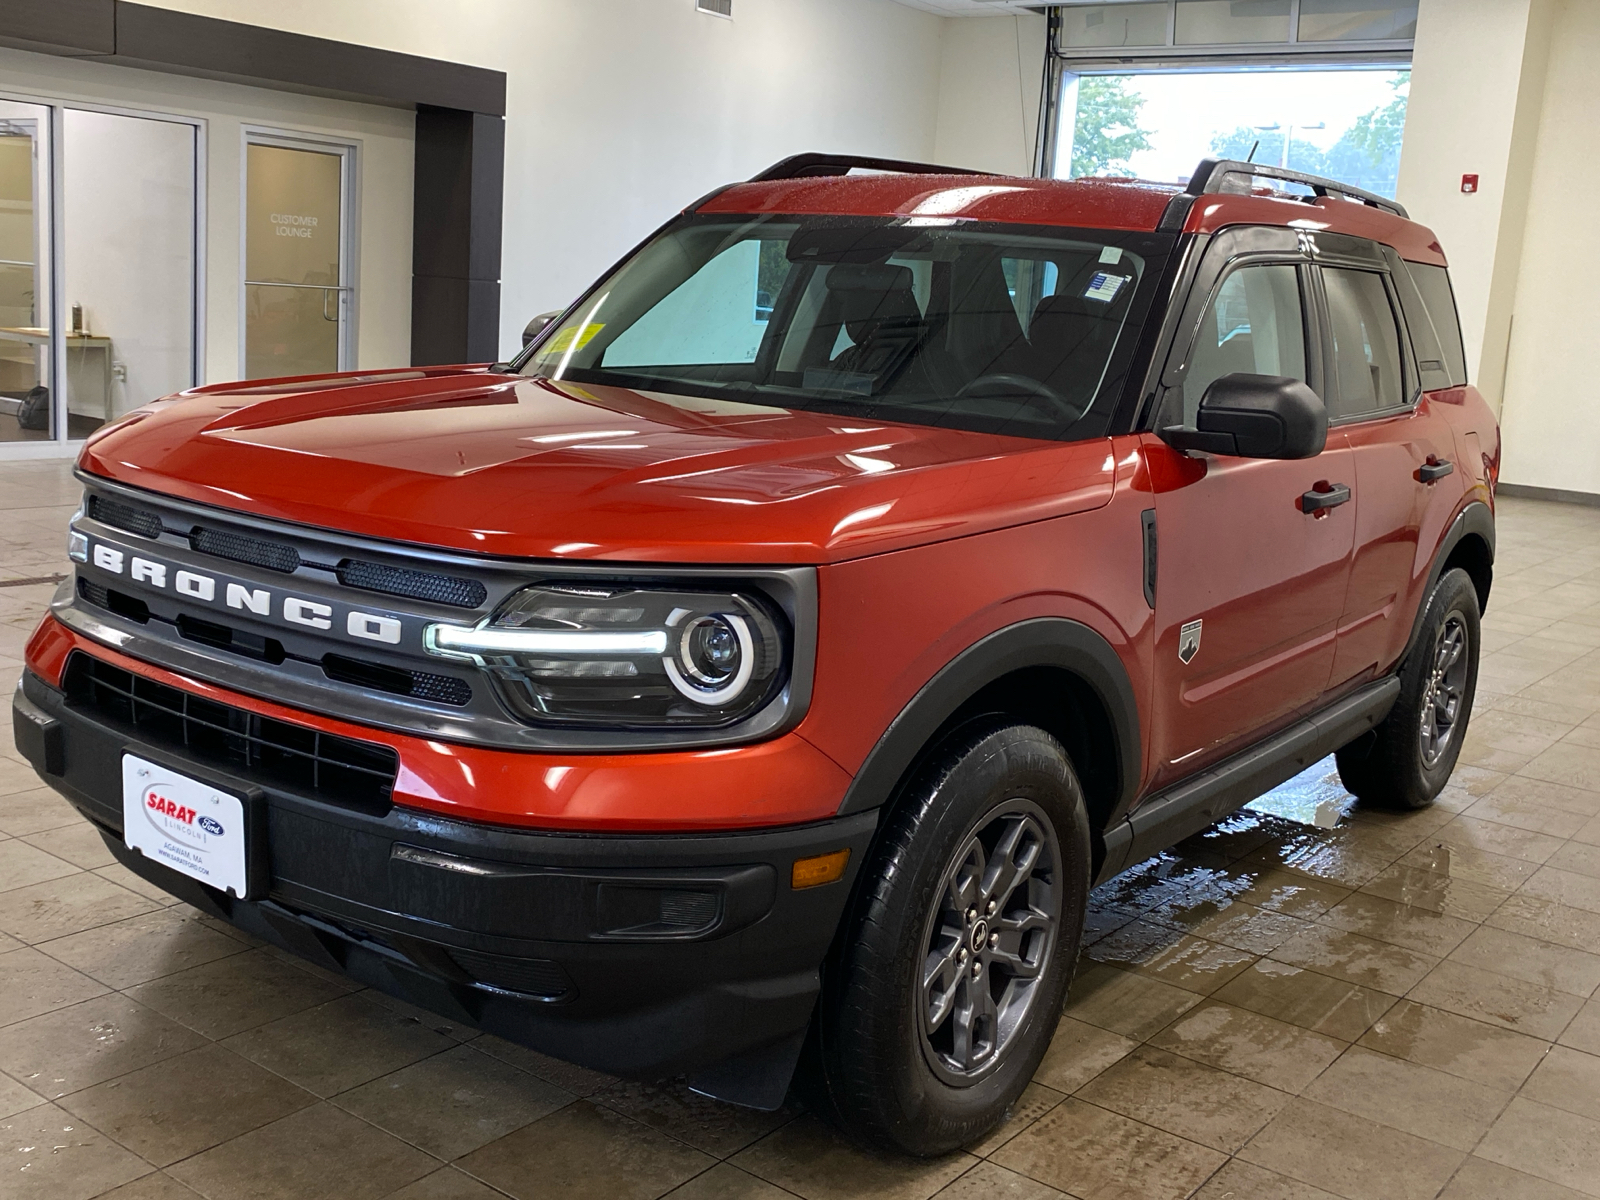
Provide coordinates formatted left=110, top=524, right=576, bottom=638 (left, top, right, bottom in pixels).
left=955, top=373, right=1085, bottom=424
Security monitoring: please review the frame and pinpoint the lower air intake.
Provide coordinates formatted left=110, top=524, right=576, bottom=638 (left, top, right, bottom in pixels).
left=447, top=948, right=573, bottom=999
left=63, top=652, right=398, bottom=814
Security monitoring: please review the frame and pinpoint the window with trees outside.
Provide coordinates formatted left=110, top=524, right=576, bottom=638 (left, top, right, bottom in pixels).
left=1056, top=67, right=1409, bottom=198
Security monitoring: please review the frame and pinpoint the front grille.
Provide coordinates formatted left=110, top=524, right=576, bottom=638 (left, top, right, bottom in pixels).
left=89, top=495, right=163, bottom=539
left=77, top=577, right=472, bottom=708
left=189, top=526, right=301, bottom=573
left=447, top=948, right=573, bottom=999
left=337, top=559, right=487, bottom=609
left=64, top=652, right=398, bottom=814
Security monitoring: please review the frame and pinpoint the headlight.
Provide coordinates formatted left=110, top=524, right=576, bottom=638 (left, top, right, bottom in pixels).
left=424, top=584, right=786, bottom=728
left=68, top=508, right=88, bottom=563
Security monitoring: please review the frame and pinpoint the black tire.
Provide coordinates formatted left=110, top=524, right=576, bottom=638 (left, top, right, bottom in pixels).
left=807, top=719, right=1091, bottom=1156
left=1337, top=567, right=1481, bottom=810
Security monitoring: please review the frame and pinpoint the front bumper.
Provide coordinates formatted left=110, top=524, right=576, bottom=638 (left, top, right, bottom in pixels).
left=13, top=663, right=876, bottom=1104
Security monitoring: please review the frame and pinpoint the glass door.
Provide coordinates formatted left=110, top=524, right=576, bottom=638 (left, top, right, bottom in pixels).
left=0, top=101, right=55, bottom=445
left=62, top=107, right=198, bottom=435
left=243, top=136, right=351, bottom=380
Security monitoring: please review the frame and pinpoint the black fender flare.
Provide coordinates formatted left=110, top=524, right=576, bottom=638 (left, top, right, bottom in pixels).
left=835, top=617, right=1141, bottom=822
left=1399, top=499, right=1495, bottom=667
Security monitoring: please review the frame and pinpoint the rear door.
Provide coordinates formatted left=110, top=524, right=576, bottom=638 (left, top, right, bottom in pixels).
left=1142, top=228, right=1356, bottom=789
left=1317, top=236, right=1464, bottom=687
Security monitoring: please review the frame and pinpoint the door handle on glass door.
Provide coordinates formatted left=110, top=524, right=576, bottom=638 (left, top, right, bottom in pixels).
left=1416, top=459, right=1454, bottom=483
left=1301, top=482, right=1351, bottom=513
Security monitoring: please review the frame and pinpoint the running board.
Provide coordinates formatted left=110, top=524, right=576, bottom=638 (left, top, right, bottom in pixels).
left=1095, top=676, right=1401, bottom=885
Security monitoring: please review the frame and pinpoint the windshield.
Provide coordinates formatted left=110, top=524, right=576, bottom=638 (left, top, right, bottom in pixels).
left=516, top=215, right=1174, bottom=441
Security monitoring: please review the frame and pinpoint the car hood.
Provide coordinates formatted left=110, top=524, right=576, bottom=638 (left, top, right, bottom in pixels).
left=80, top=368, right=1118, bottom=563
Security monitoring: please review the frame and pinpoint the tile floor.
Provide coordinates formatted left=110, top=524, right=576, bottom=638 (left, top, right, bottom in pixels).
left=3, top=459, right=1600, bottom=1200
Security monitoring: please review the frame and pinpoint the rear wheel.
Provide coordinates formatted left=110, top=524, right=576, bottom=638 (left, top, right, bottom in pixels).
left=1337, top=567, right=1481, bottom=810
left=808, top=720, right=1091, bottom=1156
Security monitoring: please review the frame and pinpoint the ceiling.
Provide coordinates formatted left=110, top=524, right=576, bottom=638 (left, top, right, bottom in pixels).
left=892, top=0, right=1047, bottom=16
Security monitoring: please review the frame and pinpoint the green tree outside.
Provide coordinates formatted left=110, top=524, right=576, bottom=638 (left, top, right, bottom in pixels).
left=1070, top=76, right=1154, bottom=178
left=1206, top=71, right=1410, bottom=198
left=1340, top=70, right=1410, bottom=175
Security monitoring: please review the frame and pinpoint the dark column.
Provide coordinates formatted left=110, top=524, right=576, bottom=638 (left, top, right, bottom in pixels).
left=411, top=106, right=505, bottom=366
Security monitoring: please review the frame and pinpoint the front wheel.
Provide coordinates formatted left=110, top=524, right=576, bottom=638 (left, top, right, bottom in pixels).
left=808, top=720, right=1091, bottom=1156
left=1337, top=567, right=1481, bottom=810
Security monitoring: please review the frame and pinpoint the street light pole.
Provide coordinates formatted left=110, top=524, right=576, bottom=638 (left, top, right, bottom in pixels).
left=1254, top=121, right=1326, bottom=171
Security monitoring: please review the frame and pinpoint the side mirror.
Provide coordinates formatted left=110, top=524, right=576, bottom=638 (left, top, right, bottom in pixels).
left=522, top=311, right=564, bottom=347
left=1160, top=373, right=1327, bottom=460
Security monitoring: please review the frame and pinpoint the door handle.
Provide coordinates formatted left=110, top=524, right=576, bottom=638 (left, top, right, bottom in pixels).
left=1301, top=482, right=1351, bottom=513
left=1416, top=458, right=1454, bottom=483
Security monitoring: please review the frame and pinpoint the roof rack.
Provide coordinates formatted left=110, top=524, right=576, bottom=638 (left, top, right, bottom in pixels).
left=750, top=152, right=992, bottom=182
left=1185, top=157, right=1408, bottom=219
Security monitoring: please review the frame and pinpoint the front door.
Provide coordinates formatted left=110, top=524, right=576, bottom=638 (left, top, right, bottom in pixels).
left=1143, top=255, right=1356, bottom=788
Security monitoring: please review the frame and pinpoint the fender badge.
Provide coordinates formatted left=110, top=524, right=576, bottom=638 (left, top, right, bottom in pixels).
left=1178, top=619, right=1202, bottom=665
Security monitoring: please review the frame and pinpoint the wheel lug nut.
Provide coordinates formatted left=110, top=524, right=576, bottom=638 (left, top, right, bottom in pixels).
left=989, top=933, right=999, bottom=948
left=971, top=962, right=982, bottom=978
left=958, top=947, right=968, bottom=963
left=986, top=899, right=997, bottom=915
left=966, top=907, right=977, bottom=924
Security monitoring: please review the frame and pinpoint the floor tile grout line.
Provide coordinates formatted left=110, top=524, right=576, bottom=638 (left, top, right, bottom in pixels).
left=1442, top=1038, right=1559, bottom=1200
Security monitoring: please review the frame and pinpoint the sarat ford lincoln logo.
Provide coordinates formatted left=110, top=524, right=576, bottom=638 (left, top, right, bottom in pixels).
left=87, top=540, right=402, bottom=645
left=143, top=783, right=223, bottom=846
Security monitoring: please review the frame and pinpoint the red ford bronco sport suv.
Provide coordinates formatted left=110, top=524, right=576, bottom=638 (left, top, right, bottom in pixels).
left=14, top=153, right=1496, bottom=1155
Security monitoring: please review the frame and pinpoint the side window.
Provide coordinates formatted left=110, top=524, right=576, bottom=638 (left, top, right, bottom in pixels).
left=1000, top=255, right=1061, bottom=332
left=1406, top=263, right=1469, bottom=386
left=1178, top=263, right=1307, bottom=426
left=1385, top=248, right=1452, bottom=392
left=1323, top=268, right=1405, bottom=419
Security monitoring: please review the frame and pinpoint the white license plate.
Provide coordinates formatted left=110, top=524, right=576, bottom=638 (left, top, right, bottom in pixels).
left=122, top=754, right=249, bottom=897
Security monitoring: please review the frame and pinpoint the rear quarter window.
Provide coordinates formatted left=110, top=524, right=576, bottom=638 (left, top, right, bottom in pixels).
left=1403, top=262, right=1469, bottom=388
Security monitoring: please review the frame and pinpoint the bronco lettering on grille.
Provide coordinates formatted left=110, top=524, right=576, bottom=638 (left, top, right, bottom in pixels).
left=87, top=539, right=403, bottom=645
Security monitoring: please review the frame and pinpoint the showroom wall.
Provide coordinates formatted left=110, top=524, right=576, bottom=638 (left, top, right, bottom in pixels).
left=0, top=45, right=416, bottom=386
left=1397, top=0, right=1552, bottom=422
left=1494, top=0, right=1600, bottom=498
left=1399, top=0, right=1599, bottom=498
left=933, top=12, right=1048, bottom=177
left=125, top=0, right=954, bottom=358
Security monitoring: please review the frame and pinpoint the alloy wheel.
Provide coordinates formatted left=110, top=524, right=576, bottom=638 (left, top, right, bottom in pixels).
left=1419, top=611, right=1469, bottom=769
left=917, top=798, right=1061, bottom=1085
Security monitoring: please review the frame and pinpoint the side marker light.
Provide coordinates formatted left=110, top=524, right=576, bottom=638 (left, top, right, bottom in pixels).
left=791, top=848, right=850, bottom=890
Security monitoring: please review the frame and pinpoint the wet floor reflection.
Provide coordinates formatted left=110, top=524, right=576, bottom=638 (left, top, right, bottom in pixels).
left=1086, top=755, right=1373, bottom=970
left=1246, top=756, right=1356, bottom=828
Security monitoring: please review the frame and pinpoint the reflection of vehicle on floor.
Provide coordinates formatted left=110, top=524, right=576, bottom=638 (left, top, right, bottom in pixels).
left=15, top=153, right=1498, bottom=1155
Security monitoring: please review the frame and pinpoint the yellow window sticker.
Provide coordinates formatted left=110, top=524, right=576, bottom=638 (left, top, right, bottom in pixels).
left=537, top=323, right=605, bottom=356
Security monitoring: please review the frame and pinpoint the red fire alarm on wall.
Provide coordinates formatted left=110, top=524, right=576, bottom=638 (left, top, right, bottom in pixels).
left=1461, top=174, right=1479, bottom=193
